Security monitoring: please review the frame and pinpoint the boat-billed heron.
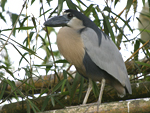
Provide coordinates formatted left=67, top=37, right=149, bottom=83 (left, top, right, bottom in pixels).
left=44, top=9, right=132, bottom=108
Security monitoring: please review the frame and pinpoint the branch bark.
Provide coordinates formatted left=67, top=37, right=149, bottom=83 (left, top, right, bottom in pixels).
left=0, top=81, right=150, bottom=113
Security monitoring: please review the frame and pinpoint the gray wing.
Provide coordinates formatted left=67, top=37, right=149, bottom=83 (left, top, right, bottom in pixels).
left=81, top=27, right=132, bottom=94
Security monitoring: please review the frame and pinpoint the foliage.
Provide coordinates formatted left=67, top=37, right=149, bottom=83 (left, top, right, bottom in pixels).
left=0, top=0, right=150, bottom=112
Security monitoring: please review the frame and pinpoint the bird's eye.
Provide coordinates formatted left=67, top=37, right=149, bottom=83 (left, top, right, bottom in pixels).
left=67, top=13, right=73, bottom=18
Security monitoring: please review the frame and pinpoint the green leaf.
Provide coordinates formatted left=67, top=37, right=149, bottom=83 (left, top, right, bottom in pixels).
left=54, top=59, right=68, bottom=63
left=78, top=76, right=84, bottom=103
left=70, top=73, right=81, bottom=103
left=51, top=96, right=55, bottom=107
left=5, top=80, right=18, bottom=99
left=54, top=97, right=65, bottom=108
left=1, top=0, right=7, bottom=11
left=84, top=4, right=94, bottom=17
left=26, top=100, right=30, bottom=113
left=58, top=0, right=64, bottom=15
left=41, top=95, right=51, bottom=111
left=126, top=0, right=133, bottom=10
left=0, top=13, right=6, bottom=22
left=66, top=80, right=71, bottom=97
left=11, top=13, right=19, bottom=36
left=19, top=52, right=28, bottom=65
left=63, top=70, right=67, bottom=79
left=0, top=80, right=7, bottom=100
left=125, top=0, right=133, bottom=18
left=31, top=17, right=37, bottom=31
left=103, top=15, right=115, bottom=43
left=31, top=0, right=35, bottom=5
left=92, top=81, right=99, bottom=98
left=134, top=40, right=140, bottom=61
left=38, top=88, right=49, bottom=98
left=114, top=0, right=119, bottom=7
left=61, top=79, right=67, bottom=93
left=107, top=9, right=133, bottom=33
left=116, top=33, right=123, bottom=49
left=0, top=65, right=13, bottom=77
left=1, top=26, right=34, bottom=32
left=136, top=61, right=150, bottom=68
left=27, top=99, right=40, bottom=112
left=20, top=16, right=29, bottom=27
left=52, top=79, right=65, bottom=93
left=66, top=0, right=77, bottom=10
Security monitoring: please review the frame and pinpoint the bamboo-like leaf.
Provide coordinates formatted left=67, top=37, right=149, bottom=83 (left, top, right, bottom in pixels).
left=38, top=88, right=49, bottom=98
left=66, top=0, right=77, bottom=10
left=78, top=76, right=84, bottom=103
left=51, top=96, right=55, bottom=107
left=134, top=40, right=140, bottom=61
left=66, top=80, right=71, bottom=97
left=19, top=52, right=28, bottom=65
left=1, top=0, right=7, bottom=11
left=0, top=13, right=6, bottom=22
left=54, top=59, right=68, bottom=63
left=0, top=80, right=7, bottom=100
left=40, top=8, right=52, bottom=17
left=1, top=26, right=34, bottom=32
left=126, top=0, right=133, bottom=10
left=41, top=95, right=51, bottom=111
left=84, top=4, right=94, bottom=17
left=54, top=97, right=65, bottom=108
left=103, top=15, right=115, bottom=43
left=58, top=0, right=64, bottom=15
left=52, top=79, right=65, bottom=93
left=61, top=79, right=67, bottom=93
left=125, top=0, right=133, bottom=18
left=5, top=80, right=18, bottom=99
left=109, top=17, right=130, bottom=41
left=0, top=65, right=13, bottom=77
left=106, top=9, right=133, bottom=33
left=23, top=31, right=35, bottom=46
left=136, top=61, right=150, bottom=68
left=31, top=0, right=35, bottom=5
left=77, top=0, right=87, bottom=7
left=114, top=0, right=119, bottom=7
left=70, top=72, right=81, bottom=103
left=20, top=16, right=29, bottom=28
left=26, top=100, right=30, bottom=113
left=116, top=33, right=123, bottom=49
left=63, top=70, right=67, bottom=79
left=92, top=81, right=99, bottom=98
left=31, top=17, right=37, bottom=32
left=27, top=99, right=40, bottom=112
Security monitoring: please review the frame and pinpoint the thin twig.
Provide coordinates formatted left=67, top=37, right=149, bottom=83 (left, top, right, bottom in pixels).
left=125, top=40, right=149, bottom=63
left=0, top=0, right=27, bottom=52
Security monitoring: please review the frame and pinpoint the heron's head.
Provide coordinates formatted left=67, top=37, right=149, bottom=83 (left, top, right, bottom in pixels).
left=44, top=9, right=96, bottom=30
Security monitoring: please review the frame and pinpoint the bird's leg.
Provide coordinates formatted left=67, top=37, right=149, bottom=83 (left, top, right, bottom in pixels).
left=97, top=78, right=106, bottom=112
left=83, top=79, right=93, bottom=105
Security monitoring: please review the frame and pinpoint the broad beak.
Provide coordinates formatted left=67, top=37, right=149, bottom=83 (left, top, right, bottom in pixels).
left=44, top=15, right=69, bottom=27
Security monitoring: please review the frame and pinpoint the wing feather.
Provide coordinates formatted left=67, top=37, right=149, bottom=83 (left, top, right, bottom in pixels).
left=81, top=27, right=132, bottom=94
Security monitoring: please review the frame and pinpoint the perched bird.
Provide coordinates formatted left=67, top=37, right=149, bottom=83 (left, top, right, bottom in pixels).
left=44, top=9, right=132, bottom=110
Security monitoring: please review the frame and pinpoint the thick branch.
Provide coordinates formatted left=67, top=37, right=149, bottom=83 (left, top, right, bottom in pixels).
left=0, top=81, right=150, bottom=113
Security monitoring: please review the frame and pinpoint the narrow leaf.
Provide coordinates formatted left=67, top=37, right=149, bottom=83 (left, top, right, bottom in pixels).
left=136, top=61, right=150, bottom=67
left=0, top=81, right=7, bottom=100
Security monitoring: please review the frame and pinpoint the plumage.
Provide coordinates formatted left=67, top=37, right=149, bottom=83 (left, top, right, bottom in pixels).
left=44, top=9, right=132, bottom=109
left=81, top=27, right=132, bottom=95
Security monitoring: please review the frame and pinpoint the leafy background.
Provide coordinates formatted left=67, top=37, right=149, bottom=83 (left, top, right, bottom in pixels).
left=0, top=0, right=150, bottom=113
